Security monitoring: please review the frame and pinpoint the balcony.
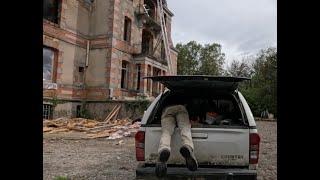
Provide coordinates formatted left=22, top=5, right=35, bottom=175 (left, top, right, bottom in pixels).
left=134, top=29, right=167, bottom=66
left=134, top=52, right=168, bottom=67
left=135, top=1, right=161, bottom=34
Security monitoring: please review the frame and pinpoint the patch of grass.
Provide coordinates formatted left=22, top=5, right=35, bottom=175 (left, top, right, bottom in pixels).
left=53, top=176, right=69, bottom=180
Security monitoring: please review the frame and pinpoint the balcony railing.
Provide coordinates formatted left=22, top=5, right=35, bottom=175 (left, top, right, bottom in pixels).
left=135, top=4, right=161, bottom=33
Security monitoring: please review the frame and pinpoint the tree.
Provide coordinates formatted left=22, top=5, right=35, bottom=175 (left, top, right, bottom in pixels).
left=175, top=41, right=226, bottom=75
left=175, top=41, right=277, bottom=117
left=226, top=59, right=253, bottom=78
left=241, top=47, right=277, bottom=116
left=176, top=41, right=201, bottom=75
left=198, top=43, right=225, bottom=75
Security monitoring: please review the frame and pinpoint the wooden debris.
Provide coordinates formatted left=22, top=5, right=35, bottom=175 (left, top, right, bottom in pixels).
left=113, top=105, right=122, bottom=121
left=116, top=140, right=124, bottom=145
left=105, top=105, right=122, bottom=123
left=85, top=124, right=117, bottom=133
left=48, top=128, right=70, bottom=134
left=43, top=120, right=60, bottom=128
left=43, top=127, right=53, bottom=132
left=43, top=116, right=141, bottom=139
left=104, top=105, right=119, bottom=121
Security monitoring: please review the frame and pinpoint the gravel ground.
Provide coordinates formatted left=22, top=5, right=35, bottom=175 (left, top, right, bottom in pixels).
left=256, top=121, right=277, bottom=180
left=43, top=121, right=277, bottom=180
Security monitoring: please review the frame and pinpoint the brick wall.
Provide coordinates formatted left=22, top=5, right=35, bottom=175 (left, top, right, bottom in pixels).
left=43, top=0, right=177, bottom=102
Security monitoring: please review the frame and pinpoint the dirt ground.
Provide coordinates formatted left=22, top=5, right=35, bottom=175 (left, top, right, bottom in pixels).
left=43, top=121, right=277, bottom=180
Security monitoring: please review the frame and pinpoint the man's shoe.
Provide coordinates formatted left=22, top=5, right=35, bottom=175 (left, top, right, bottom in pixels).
left=155, top=148, right=170, bottom=177
left=180, top=145, right=198, bottom=171
left=155, top=162, right=167, bottom=177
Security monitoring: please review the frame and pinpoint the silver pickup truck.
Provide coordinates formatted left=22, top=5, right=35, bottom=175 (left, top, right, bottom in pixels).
left=135, top=76, right=260, bottom=180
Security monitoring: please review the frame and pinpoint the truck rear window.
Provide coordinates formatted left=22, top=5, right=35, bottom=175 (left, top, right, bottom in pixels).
left=147, top=91, right=247, bottom=127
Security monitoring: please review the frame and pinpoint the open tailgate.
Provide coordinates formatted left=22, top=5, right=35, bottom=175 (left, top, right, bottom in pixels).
left=143, top=75, right=250, bottom=91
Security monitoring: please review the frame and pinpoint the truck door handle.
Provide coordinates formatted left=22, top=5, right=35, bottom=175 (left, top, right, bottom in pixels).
left=192, top=133, right=208, bottom=139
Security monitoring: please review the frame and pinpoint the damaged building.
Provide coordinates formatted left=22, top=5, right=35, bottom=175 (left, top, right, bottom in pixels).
left=43, top=0, right=178, bottom=119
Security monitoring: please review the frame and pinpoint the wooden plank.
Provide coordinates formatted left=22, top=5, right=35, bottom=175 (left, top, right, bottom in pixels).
left=67, top=126, right=88, bottom=132
left=85, top=124, right=117, bottom=133
left=104, top=105, right=119, bottom=121
left=113, top=105, right=122, bottom=120
left=105, top=105, right=122, bottom=123
left=43, top=127, right=53, bottom=132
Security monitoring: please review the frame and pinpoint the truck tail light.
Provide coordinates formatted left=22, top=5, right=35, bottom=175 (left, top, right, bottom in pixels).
left=135, top=131, right=145, bottom=161
left=249, top=133, right=260, bottom=164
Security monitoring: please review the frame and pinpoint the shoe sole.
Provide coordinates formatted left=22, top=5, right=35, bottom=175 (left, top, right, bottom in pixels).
left=155, top=162, right=167, bottom=177
left=180, top=146, right=198, bottom=171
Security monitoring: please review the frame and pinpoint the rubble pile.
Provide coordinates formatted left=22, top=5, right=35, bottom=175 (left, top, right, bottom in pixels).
left=43, top=117, right=141, bottom=139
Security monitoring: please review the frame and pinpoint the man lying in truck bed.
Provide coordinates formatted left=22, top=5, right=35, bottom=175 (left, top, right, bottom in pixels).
left=135, top=76, right=260, bottom=180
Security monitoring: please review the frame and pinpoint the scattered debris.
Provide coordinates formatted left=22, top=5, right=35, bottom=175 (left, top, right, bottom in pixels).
left=119, top=166, right=130, bottom=170
left=43, top=127, right=54, bottom=132
left=43, top=118, right=141, bottom=139
left=116, top=140, right=124, bottom=145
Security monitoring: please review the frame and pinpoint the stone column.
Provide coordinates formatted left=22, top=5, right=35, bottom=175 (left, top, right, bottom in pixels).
left=140, top=63, right=148, bottom=94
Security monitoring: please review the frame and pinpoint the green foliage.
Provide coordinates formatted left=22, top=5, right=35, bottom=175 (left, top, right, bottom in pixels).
left=53, top=176, right=69, bottom=180
left=124, top=100, right=150, bottom=112
left=239, top=47, right=277, bottom=117
left=226, top=58, right=254, bottom=78
left=176, top=41, right=201, bottom=75
left=48, top=95, right=66, bottom=107
left=77, top=101, right=92, bottom=119
left=175, top=41, right=225, bottom=75
left=124, top=100, right=151, bottom=118
left=198, top=43, right=225, bottom=75
left=176, top=40, right=277, bottom=117
left=78, top=107, right=92, bottom=119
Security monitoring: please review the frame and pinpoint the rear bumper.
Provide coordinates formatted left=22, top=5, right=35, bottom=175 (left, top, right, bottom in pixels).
left=136, top=164, right=257, bottom=180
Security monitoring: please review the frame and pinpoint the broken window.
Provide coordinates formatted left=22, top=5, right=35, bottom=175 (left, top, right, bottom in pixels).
left=78, top=66, right=84, bottom=83
left=43, top=104, right=53, bottom=120
left=79, top=67, right=84, bottom=72
left=43, top=0, right=61, bottom=24
left=43, top=47, right=57, bottom=82
left=121, top=61, right=129, bottom=89
left=136, top=64, right=141, bottom=90
left=124, top=17, right=132, bottom=42
left=142, top=29, right=153, bottom=55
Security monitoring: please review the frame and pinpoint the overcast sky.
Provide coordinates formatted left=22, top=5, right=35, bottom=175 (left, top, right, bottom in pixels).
left=166, top=0, right=277, bottom=67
